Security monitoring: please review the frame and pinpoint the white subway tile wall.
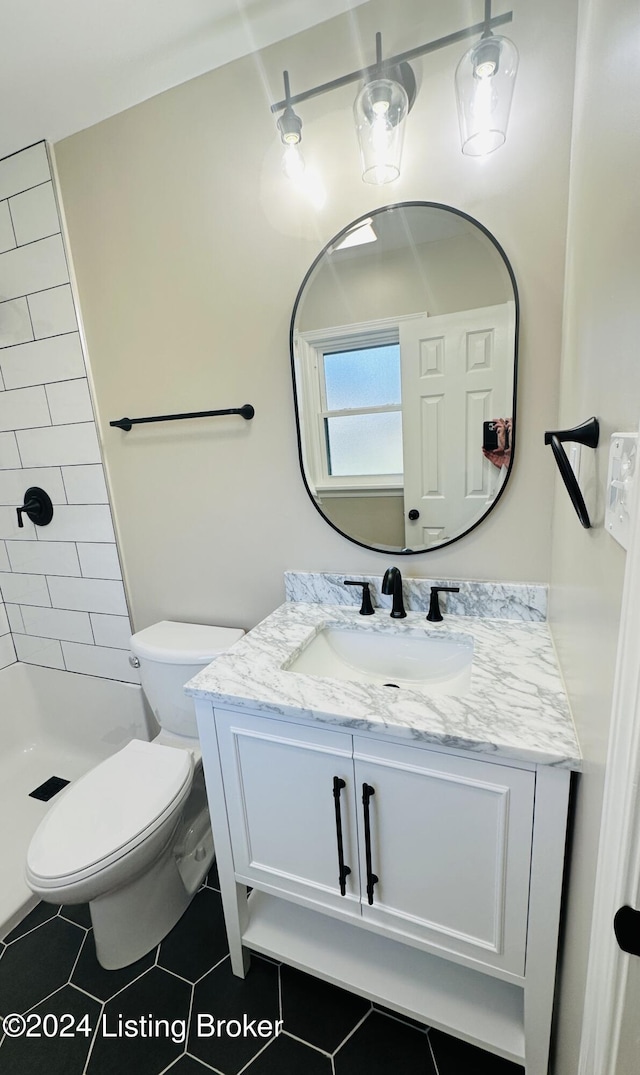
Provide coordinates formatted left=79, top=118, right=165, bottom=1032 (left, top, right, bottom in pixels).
left=28, top=285, right=78, bottom=339
left=0, top=203, right=16, bottom=255
left=0, top=298, right=33, bottom=348
left=0, top=142, right=135, bottom=681
left=0, top=598, right=15, bottom=670
left=1, top=333, right=86, bottom=389
left=61, top=464, right=108, bottom=504
left=0, top=432, right=21, bottom=468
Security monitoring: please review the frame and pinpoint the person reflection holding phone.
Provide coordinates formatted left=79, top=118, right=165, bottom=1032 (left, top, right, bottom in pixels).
left=482, top=418, right=512, bottom=470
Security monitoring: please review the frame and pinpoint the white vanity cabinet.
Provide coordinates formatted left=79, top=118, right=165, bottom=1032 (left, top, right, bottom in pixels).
left=216, top=711, right=361, bottom=918
left=196, top=700, right=572, bottom=1075
left=215, top=710, right=534, bottom=976
left=352, top=735, right=534, bottom=976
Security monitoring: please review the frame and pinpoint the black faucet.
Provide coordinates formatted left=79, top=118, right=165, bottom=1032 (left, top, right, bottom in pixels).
left=382, top=567, right=406, bottom=619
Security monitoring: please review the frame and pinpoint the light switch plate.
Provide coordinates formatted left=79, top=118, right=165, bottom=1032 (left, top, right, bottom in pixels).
left=606, top=432, right=638, bottom=550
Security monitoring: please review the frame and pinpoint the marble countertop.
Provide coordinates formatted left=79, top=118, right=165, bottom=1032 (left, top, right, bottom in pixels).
left=186, top=602, right=581, bottom=770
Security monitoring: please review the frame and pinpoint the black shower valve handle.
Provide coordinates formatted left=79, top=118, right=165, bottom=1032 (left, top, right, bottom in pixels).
left=16, top=487, right=54, bottom=529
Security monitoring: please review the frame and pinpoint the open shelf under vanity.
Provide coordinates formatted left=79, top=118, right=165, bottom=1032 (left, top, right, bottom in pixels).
left=243, top=889, right=526, bottom=1065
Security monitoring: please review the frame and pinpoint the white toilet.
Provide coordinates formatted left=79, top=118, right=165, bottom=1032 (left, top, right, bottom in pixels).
left=25, top=620, right=243, bottom=970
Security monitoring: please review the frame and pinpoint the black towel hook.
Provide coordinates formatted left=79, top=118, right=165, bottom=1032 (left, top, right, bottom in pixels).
left=544, top=417, right=599, bottom=528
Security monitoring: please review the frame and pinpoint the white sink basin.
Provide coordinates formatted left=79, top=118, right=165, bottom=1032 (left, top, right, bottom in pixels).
left=285, top=626, right=473, bottom=694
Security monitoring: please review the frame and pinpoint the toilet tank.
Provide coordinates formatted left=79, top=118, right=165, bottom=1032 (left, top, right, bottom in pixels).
left=130, top=621, right=244, bottom=737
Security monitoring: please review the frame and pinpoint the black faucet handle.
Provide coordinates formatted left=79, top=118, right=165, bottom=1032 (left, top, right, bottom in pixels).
left=344, top=580, right=375, bottom=616
left=426, top=586, right=460, bottom=622
left=16, top=498, right=38, bottom=528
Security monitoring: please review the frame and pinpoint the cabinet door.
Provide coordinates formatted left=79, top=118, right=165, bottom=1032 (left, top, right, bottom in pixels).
left=354, top=736, right=534, bottom=975
left=216, top=710, right=361, bottom=916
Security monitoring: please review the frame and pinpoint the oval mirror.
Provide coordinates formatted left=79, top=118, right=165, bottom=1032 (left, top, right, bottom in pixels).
left=290, top=202, right=518, bottom=554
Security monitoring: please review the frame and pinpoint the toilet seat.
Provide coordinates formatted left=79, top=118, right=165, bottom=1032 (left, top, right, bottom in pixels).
left=26, top=740, right=193, bottom=887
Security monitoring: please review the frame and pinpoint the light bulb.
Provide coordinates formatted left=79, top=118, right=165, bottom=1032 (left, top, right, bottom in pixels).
left=475, top=59, right=497, bottom=78
left=282, top=143, right=305, bottom=181
left=280, top=148, right=326, bottom=209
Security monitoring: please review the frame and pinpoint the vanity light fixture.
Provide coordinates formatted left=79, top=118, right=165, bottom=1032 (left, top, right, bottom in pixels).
left=270, top=1, right=516, bottom=187
left=454, top=1, right=519, bottom=156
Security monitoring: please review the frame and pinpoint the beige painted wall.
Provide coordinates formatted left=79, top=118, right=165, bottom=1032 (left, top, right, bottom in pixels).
left=549, top=0, right=640, bottom=1069
left=53, top=0, right=578, bottom=633
left=319, top=494, right=404, bottom=549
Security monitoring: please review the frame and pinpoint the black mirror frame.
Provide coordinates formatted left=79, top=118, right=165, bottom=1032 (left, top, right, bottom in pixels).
left=290, top=201, right=520, bottom=555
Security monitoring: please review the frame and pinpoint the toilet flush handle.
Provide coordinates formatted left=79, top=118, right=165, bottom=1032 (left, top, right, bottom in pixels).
left=129, top=655, right=141, bottom=669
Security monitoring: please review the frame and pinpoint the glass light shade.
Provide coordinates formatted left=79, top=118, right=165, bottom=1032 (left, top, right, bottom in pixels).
left=353, top=77, right=409, bottom=185
left=455, top=35, right=519, bottom=156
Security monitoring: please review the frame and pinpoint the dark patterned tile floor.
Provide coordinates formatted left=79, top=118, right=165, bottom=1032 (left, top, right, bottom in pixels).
left=0, top=871, right=524, bottom=1074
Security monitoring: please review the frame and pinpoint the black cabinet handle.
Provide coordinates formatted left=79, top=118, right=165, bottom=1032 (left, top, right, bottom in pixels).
left=362, top=783, right=379, bottom=905
left=333, top=777, right=351, bottom=896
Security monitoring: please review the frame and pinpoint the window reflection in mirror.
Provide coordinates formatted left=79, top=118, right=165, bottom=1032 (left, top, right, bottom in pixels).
left=324, top=343, right=402, bottom=478
left=291, top=203, right=518, bottom=554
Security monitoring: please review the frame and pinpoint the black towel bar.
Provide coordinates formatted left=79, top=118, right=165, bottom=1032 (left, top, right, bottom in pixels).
left=110, top=404, right=255, bottom=432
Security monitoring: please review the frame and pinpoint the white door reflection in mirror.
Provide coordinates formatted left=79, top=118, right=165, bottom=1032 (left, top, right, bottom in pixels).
left=400, top=303, right=514, bottom=548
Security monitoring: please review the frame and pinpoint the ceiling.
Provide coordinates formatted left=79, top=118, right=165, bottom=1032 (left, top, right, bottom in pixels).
left=0, top=0, right=369, bottom=161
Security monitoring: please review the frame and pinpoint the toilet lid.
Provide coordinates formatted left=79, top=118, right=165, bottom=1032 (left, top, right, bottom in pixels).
left=130, top=621, right=244, bottom=663
left=27, top=740, right=193, bottom=882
